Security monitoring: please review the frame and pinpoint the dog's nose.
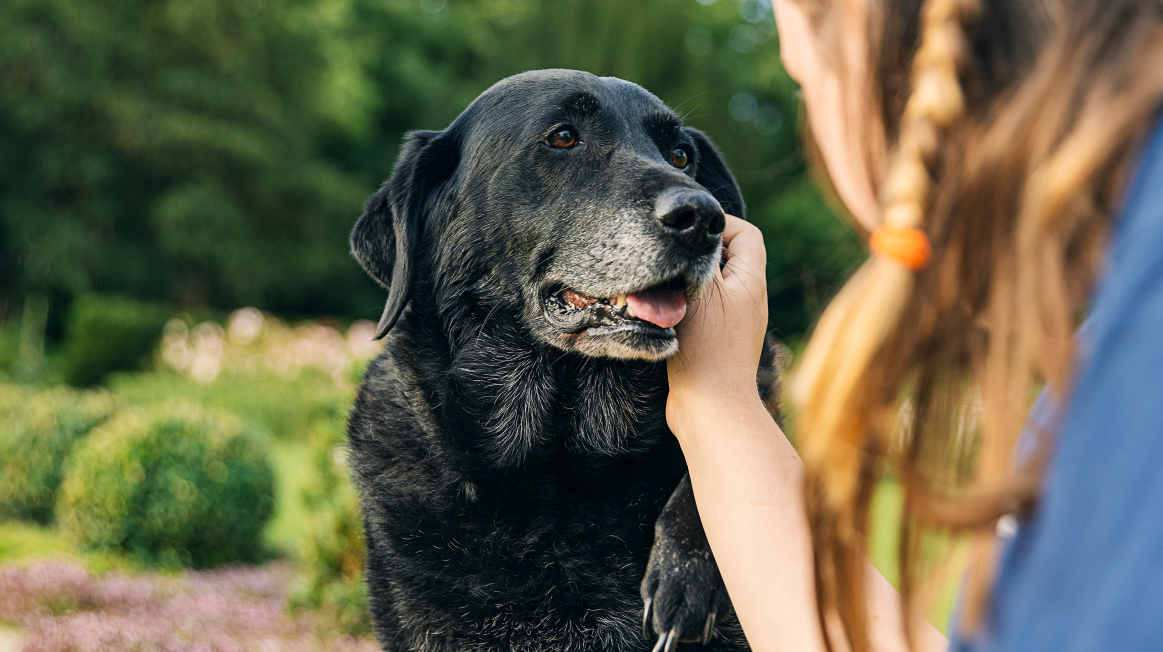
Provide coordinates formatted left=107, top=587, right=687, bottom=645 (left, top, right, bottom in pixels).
left=654, top=187, right=726, bottom=252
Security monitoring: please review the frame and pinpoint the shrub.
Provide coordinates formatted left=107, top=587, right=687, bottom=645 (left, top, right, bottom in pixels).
left=64, top=294, right=170, bottom=386
left=0, top=384, right=118, bottom=523
left=289, top=424, right=370, bottom=636
left=58, top=401, right=276, bottom=568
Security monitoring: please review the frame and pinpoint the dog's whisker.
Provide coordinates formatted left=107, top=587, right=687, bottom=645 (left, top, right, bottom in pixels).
left=678, top=103, right=704, bottom=123
left=672, top=88, right=716, bottom=116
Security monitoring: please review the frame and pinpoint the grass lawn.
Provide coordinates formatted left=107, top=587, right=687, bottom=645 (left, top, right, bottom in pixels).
left=2, top=363, right=969, bottom=639
left=869, top=480, right=968, bottom=634
left=0, top=444, right=967, bottom=637
left=0, top=470, right=966, bottom=639
left=0, top=521, right=142, bottom=574
left=266, top=439, right=320, bottom=555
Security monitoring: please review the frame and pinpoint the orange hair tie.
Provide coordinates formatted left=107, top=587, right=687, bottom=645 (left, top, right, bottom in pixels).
left=870, top=226, right=932, bottom=271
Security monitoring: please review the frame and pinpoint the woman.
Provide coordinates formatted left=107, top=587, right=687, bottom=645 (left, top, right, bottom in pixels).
left=670, top=0, right=1163, bottom=650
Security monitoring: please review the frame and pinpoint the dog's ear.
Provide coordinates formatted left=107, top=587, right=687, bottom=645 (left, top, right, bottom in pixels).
left=351, top=129, right=460, bottom=339
left=685, top=128, right=746, bottom=220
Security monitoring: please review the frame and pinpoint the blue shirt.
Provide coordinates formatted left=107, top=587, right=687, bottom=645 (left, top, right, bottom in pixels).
left=951, top=115, right=1163, bottom=651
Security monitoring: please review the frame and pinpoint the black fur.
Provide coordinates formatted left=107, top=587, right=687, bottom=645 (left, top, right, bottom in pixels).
left=347, top=70, right=771, bottom=652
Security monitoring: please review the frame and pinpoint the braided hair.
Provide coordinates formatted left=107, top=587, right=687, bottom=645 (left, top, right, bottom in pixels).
left=794, top=1, right=978, bottom=647
left=790, top=0, right=1163, bottom=649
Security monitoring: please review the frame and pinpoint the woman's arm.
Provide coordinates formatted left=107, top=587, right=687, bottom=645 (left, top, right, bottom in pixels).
left=667, top=215, right=947, bottom=652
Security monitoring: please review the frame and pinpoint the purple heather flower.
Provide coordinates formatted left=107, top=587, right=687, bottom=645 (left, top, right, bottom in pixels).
left=0, top=560, right=378, bottom=652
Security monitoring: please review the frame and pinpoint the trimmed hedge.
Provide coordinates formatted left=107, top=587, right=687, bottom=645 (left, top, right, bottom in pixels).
left=58, top=401, right=275, bottom=568
left=0, top=384, right=118, bottom=523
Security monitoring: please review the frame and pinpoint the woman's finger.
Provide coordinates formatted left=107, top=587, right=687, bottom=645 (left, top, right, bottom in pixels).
left=720, top=214, right=750, bottom=244
left=720, top=216, right=766, bottom=280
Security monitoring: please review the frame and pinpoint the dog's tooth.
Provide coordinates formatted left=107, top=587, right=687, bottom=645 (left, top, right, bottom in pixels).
left=625, top=302, right=637, bottom=319
left=613, top=294, right=627, bottom=310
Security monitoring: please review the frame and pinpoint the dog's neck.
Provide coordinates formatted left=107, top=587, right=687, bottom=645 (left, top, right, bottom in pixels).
left=391, top=287, right=672, bottom=473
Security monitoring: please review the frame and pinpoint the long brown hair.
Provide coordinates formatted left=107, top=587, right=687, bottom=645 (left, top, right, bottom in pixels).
left=789, top=0, right=1163, bottom=649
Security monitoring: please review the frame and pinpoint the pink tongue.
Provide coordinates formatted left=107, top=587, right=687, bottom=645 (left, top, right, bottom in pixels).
left=626, top=287, right=687, bottom=329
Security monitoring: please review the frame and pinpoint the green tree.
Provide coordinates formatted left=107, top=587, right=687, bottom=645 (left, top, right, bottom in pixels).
left=0, top=0, right=862, bottom=338
left=0, top=0, right=381, bottom=320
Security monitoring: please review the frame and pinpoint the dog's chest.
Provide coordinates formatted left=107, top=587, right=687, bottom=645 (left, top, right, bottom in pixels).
left=350, top=336, right=688, bottom=649
left=446, top=334, right=671, bottom=462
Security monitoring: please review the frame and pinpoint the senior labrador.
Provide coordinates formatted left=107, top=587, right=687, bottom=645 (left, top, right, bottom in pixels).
left=348, top=69, right=781, bottom=652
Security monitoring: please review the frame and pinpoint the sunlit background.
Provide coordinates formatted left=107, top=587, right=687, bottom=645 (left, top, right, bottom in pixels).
left=0, top=0, right=870, bottom=649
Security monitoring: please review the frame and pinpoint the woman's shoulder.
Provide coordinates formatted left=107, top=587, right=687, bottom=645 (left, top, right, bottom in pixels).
left=1087, top=112, right=1163, bottom=355
left=953, top=113, right=1163, bottom=652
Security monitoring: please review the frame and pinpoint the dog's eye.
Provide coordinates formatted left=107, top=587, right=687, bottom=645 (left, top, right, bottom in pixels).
left=546, top=128, right=578, bottom=149
left=671, top=147, right=690, bottom=169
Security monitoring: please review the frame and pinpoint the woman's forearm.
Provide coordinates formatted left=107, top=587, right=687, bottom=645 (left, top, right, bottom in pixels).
left=670, top=391, right=948, bottom=652
left=664, top=216, right=946, bottom=651
left=674, top=392, right=824, bottom=651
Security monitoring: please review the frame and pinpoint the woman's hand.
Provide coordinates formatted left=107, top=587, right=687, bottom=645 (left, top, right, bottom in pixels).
left=665, top=215, right=945, bottom=652
left=667, top=215, right=770, bottom=437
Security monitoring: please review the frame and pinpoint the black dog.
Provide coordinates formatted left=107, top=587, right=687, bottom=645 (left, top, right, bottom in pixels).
left=348, top=69, right=779, bottom=652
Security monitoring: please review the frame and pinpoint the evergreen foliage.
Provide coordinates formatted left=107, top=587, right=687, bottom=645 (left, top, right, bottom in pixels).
left=0, top=0, right=861, bottom=336
left=64, top=294, right=170, bottom=385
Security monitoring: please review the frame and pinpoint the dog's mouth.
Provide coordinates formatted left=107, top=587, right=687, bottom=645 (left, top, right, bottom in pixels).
left=543, top=276, right=690, bottom=340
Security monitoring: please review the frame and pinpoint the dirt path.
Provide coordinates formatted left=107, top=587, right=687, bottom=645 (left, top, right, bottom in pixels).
left=0, top=626, right=23, bottom=652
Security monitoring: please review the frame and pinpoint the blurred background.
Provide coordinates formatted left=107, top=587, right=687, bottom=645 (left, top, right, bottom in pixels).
left=0, top=0, right=870, bottom=649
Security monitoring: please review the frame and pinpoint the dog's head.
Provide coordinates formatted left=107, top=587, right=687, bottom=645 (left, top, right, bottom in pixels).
left=351, top=69, right=744, bottom=361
